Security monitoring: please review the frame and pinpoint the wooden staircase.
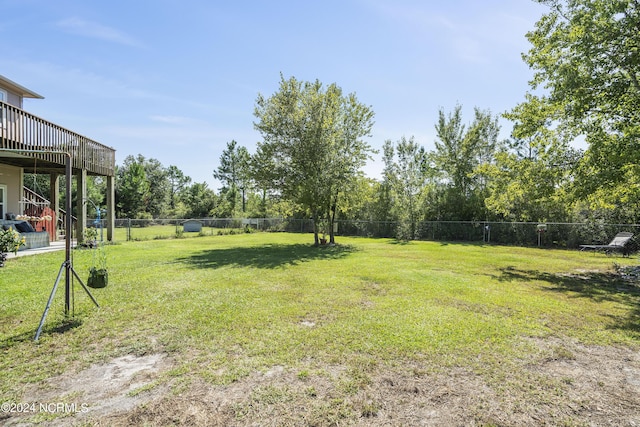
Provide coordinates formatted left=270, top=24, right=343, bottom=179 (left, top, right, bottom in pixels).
left=21, top=187, right=75, bottom=241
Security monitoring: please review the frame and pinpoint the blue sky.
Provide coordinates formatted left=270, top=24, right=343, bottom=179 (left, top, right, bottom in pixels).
left=1, top=0, right=548, bottom=189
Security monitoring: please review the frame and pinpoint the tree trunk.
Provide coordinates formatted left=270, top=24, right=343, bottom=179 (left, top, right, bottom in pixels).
left=330, top=189, right=341, bottom=245
left=261, top=189, right=267, bottom=217
left=313, top=219, right=320, bottom=246
left=329, top=202, right=337, bottom=245
left=242, top=187, right=246, bottom=213
left=312, top=210, right=320, bottom=246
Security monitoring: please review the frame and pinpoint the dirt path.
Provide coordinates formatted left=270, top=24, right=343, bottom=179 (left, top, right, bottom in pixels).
left=5, top=336, right=640, bottom=426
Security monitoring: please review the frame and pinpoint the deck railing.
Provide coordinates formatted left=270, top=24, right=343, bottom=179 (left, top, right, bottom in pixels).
left=0, top=100, right=115, bottom=176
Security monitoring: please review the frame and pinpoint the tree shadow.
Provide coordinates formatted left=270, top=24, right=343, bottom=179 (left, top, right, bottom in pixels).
left=388, top=239, right=412, bottom=245
left=497, top=266, right=640, bottom=334
left=176, top=243, right=358, bottom=270
left=387, top=240, right=485, bottom=247
left=0, top=318, right=83, bottom=350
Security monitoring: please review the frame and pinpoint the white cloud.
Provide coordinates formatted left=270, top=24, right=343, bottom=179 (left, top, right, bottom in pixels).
left=149, top=115, right=200, bottom=125
left=363, top=1, right=542, bottom=65
left=56, top=17, right=144, bottom=48
left=4, top=59, right=153, bottom=103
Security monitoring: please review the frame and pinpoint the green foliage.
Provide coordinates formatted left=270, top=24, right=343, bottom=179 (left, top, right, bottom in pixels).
left=167, top=165, right=192, bottom=214
left=0, top=228, right=25, bottom=255
left=336, top=176, right=379, bottom=223
left=526, top=0, right=639, bottom=137
left=513, top=0, right=640, bottom=221
left=22, top=173, right=50, bottom=196
left=214, top=140, right=252, bottom=215
left=143, top=157, right=171, bottom=217
left=431, top=105, right=501, bottom=220
left=376, top=106, right=503, bottom=238
left=82, top=226, right=99, bottom=247
left=115, top=155, right=208, bottom=220
left=116, top=155, right=151, bottom=218
left=253, top=74, right=375, bottom=245
left=181, top=182, right=217, bottom=218
left=382, top=137, right=428, bottom=240
left=216, top=228, right=244, bottom=235
left=480, top=130, right=579, bottom=222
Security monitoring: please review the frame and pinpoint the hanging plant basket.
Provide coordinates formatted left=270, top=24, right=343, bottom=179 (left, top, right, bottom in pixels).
left=87, top=237, right=108, bottom=288
left=87, top=267, right=108, bottom=288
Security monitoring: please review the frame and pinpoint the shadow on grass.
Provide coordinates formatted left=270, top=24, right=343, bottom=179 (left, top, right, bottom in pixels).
left=387, top=239, right=493, bottom=248
left=176, top=243, right=358, bottom=269
left=0, top=318, right=82, bottom=350
left=388, top=239, right=412, bottom=245
left=498, top=267, right=640, bottom=334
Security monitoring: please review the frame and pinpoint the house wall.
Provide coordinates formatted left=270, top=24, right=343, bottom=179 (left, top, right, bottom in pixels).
left=0, top=164, right=23, bottom=218
left=0, top=85, right=23, bottom=108
left=6, top=91, right=22, bottom=108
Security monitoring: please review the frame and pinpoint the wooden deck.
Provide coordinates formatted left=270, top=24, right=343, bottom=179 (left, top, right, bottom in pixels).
left=0, top=100, right=115, bottom=176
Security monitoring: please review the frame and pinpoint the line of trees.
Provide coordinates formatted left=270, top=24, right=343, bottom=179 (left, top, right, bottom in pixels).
left=25, top=0, right=638, bottom=244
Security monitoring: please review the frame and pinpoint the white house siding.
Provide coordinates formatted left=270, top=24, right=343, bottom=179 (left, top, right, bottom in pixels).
left=0, top=164, right=23, bottom=217
left=6, top=90, right=22, bottom=108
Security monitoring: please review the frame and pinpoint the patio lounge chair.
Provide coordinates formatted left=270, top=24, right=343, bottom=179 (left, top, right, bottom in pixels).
left=579, top=232, right=635, bottom=255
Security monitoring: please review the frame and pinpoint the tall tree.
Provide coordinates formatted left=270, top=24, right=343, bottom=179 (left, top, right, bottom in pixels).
left=481, top=141, right=578, bottom=222
left=487, top=94, right=580, bottom=222
left=181, top=182, right=217, bottom=218
left=524, top=0, right=639, bottom=137
left=143, top=156, right=170, bottom=218
left=516, top=0, right=640, bottom=217
left=254, top=75, right=374, bottom=245
left=167, top=165, right=191, bottom=213
left=372, top=141, right=397, bottom=224
left=116, top=155, right=150, bottom=218
left=214, top=140, right=251, bottom=215
left=250, top=144, right=279, bottom=218
left=431, top=105, right=501, bottom=220
left=382, top=137, right=428, bottom=240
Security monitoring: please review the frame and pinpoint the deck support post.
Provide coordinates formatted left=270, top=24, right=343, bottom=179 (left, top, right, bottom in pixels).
left=106, top=175, right=115, bottom=242
left=76, top=169, right=87, bottom=245
left=49, top=173, right=59, bottom=239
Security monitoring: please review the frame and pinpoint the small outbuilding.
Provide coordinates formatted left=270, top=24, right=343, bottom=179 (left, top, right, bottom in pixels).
left=183, top=219, right=203, bottom=232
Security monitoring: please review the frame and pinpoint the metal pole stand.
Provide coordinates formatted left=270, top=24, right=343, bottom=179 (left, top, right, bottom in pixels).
left=34, top=261, right=100, bottom=341
left=34, top=153, right=99, bottom=341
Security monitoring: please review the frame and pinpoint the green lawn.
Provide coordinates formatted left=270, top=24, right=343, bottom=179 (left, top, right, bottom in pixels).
left=111, top=224, right=230, bottom=241
left=1, top=233, right=639, bottom=425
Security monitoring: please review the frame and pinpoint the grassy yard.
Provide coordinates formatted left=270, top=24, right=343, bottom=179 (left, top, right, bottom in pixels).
left=1, top=233, right=640, bottom=425
left=111, top=224, right=235, bottom=241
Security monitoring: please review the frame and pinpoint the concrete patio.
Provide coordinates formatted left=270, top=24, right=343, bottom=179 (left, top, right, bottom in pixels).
left=5, top=240, right=70, bottom=259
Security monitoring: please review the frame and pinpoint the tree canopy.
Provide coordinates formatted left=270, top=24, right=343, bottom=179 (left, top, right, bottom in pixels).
left=513, top=0, right=640, bottom=220
left=432, top=106, right=501, bottom=220
left=253, top=75, right=375, bottom=245
left=214, top=140, right=251, bottom=216
left=524, top=0, right=639, bottom=137
left=382, top=137, right=428, bottom=240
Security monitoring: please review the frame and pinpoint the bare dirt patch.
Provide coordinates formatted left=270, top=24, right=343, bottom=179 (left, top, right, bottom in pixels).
left=7, top=337, right=640, bottom=426
left=5, top=353, right=168, bottom=426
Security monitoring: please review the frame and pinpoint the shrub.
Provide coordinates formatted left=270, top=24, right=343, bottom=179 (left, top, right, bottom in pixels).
left=0, top=228, right=26, bottom=256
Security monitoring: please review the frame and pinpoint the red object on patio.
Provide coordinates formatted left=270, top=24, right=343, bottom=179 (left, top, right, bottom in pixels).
left=26, top=206, right=57, bottom=242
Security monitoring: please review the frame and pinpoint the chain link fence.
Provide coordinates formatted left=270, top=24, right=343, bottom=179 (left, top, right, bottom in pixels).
left=102, top=217, right=640, bottom=250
